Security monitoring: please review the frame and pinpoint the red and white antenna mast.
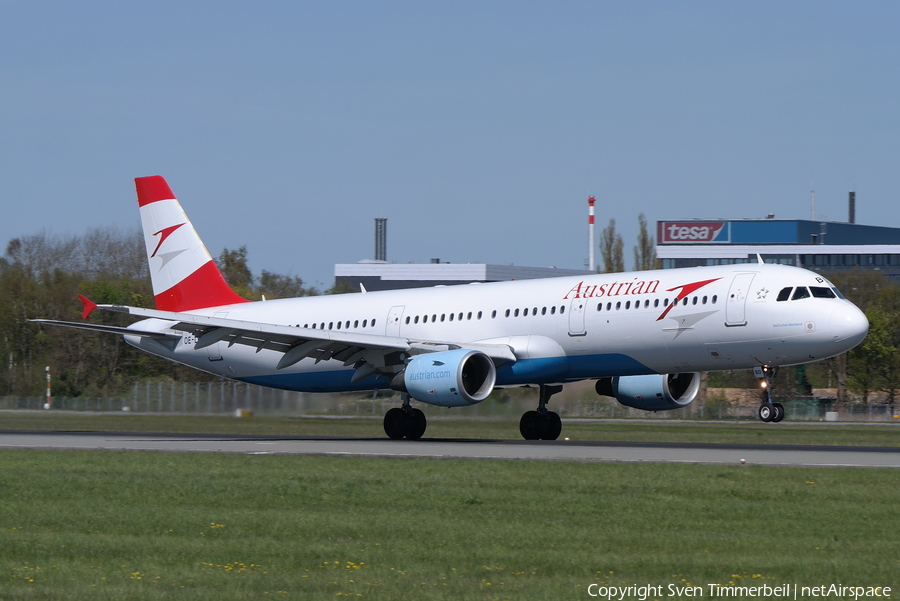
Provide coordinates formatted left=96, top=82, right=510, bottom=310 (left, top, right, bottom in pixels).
left=587, top=196, right=596, bottom=271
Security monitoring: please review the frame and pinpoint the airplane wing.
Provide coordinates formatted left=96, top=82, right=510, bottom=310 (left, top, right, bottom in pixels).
left=32, top=299, right=516, bottom=381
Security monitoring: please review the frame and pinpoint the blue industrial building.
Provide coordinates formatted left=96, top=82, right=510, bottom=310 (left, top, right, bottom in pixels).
left=656, top=218, right=900, bottom=278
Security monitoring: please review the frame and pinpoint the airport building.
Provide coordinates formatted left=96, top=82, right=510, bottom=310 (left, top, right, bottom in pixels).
left=656, top=218, right=900, bottom=280
left=335, top=260, right=592, bottom=291
left=335, top=202, right=900, bottom=291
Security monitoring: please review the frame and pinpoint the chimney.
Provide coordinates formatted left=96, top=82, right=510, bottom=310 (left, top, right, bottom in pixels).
left=375, top=218, right=387, bottom=261
left=849, top=191, right=856, bottom=224
left=587, top=196, right=596, bottom=271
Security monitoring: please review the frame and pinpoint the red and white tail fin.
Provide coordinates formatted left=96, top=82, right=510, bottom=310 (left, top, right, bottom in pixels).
left=135, top=176, right=248, bottom=312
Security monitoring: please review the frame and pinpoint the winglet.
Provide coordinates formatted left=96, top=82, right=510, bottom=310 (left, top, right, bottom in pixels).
left=79, top=295, right=98, bottom=320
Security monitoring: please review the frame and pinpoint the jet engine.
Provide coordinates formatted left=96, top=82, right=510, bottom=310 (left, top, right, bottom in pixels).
left=595, top=373, right=700, bottom=411
left=391, top=349, right=496, bottom=407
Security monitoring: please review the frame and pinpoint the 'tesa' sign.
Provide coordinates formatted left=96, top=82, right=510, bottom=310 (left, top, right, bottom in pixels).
left=658, top=221, right=729, bottom=244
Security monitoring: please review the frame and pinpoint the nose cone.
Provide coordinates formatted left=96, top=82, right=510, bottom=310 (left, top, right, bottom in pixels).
left=830, top=304, right=869, bottom=350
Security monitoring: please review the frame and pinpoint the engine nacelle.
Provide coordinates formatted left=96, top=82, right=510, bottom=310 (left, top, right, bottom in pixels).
left=595, top=373, right=700, bottom=411
left=393, top=349, right=496, bottom=407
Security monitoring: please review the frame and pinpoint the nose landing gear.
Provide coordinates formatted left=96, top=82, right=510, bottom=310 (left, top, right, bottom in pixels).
left=754, top=365, right=784, bottom=423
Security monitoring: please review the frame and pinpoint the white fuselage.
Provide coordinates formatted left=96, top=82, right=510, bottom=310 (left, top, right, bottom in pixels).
left=127, top=263, right=868, bottom=394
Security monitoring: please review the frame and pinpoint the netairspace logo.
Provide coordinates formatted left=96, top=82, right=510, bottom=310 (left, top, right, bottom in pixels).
left=586, top=583, right=892, bottom=600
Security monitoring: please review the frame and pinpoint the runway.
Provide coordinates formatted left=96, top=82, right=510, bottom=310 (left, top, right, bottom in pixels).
left=1, top=430, right=899, bottom=467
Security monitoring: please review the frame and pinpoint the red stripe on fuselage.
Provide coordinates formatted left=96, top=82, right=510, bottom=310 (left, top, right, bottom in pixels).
left=136, top=175, right=176, bottom=206
left=154, top=260, right=250, bottom=312
left=655, top=277, right=721, bottom=321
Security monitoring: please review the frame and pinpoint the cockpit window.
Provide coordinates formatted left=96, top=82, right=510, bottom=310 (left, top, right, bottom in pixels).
left=791, top=286, right=811, bottom=300
left=831, top=286, right=845, bottom=299
left=776, top=287, right=792, bottom=302
left=810, top=286, right=836, bottom=299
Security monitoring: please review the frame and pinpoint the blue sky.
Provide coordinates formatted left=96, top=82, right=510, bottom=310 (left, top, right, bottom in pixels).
left=2, top=2, right=898, bottom=289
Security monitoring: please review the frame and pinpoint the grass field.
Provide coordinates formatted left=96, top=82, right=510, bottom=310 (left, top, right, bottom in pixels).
left=2, top=410, right=900, bottom=448
left=0, top=447, right=898, bottom=600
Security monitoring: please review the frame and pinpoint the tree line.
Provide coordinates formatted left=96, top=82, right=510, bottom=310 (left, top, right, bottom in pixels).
left=0, top=229, right=332, bottom=398
left=3, top=224, right=898, bottom=410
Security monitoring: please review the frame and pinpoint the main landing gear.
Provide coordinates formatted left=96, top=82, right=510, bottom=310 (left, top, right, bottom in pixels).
left=519, top=384, right=563, bottom=440
left=754, top=365, right=784, bottom=423
left=383, top=393, right=427, bottom=440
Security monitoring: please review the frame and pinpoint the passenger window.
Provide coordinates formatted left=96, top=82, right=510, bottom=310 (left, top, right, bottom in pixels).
left=606, top=302, right=612, bottom=311
left=792, top=287, right=811, bottom=300
left=550, top=306, right=556, bottom=315
left=491, top=310, right=497, bottom=318
left=712, top=295, right=717, bottom=303
left=625, top=301, right=631, bottom=309
left=542, top=307, right=547, bottom=315
left=776, top=287, right=792, bottom=302
left=414, top=316, right=419, bottom=324
left=702, top=296, right=707, bottom=305
left=560, top=306, right=565, bottom=314
left=371, top=319, right=376, bottom=327
left=354, top=320, right=359, bottom=328
left=405, top=317, right=410, bottom=324
left=654, top=299, right=659, bottom=308
left=505, top=309, right=511, bottom=318
left=810, top=286, right=836, bottom=298
left=363, top=319, right=368, bottom=327
left=477, top=311, right=482, bottom=319
left=514, top=309, right=520, bottom=317
left=468, top=312, right=473, bottom=320
left=616, top=302, right=621, bottom=310
left=523, top=308, right=529, bottom=316
left=449, top=313, right=454, bottom=321
left=692, top=297, right=698, bottom=305
left=597, top=303, right=603, bottom=312
left=458, top=313, right=463, bottom=321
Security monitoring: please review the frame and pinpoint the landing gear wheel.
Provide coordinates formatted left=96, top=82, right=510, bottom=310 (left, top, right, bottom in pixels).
left=519, top=410, right=544, bottom=440
left=407, top=408, right=427, bottom=440
left=772, top=402, right=785, bottom=423
left=542, top=412, right=562, bottom=440
left=758, top=404, right=774, bottom=423
left=519, top=384, right=565, bottom=440
left=384, top=407, right=409, bottom=439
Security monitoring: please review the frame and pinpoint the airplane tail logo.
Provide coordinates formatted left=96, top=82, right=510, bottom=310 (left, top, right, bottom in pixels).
left=135, top=176, right=248, bottom=312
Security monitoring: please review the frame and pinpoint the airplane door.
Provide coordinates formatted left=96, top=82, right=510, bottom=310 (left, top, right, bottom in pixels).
left=386, top=305, right=405, bottom=337
left=568, top=298, right=586, bottom=336
left=725, top=273, right=755, bottom=326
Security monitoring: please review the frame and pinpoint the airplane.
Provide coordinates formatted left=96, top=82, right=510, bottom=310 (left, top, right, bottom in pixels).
left=33, top=176, right=869, bottom=440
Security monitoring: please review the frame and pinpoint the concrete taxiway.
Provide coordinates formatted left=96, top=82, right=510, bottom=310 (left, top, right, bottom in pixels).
left=1, top=431, right=898, bottom=468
